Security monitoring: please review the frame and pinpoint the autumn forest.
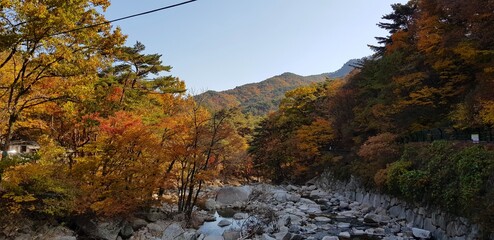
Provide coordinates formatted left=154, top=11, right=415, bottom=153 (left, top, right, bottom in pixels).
left=1, top=0, right=494, bottom=239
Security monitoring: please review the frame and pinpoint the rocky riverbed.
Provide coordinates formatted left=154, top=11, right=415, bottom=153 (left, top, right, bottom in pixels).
left=0, top=182, right=449, bottom=240
left=183, top=183, right=431, bottom=240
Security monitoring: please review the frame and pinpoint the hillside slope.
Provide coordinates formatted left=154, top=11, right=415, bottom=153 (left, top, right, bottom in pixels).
left=196, top=59, right=358, bottom=115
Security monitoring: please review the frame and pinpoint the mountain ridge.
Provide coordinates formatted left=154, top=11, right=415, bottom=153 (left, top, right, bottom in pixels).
left=196, top=59, right=359, bottom=116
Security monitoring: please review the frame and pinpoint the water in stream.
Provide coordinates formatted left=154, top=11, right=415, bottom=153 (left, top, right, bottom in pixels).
left=197, top=209, right=248, bottom=236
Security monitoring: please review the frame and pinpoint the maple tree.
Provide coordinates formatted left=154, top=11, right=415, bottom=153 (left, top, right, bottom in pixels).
left=71, top=111, right=164, bottom=216
left=159, top=99, right=245, bottom=215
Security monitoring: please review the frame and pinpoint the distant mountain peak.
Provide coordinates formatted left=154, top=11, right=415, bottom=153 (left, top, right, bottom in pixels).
left=195, top=59, right=359, bottom=116
left=279, top=72, right=299, bottom=77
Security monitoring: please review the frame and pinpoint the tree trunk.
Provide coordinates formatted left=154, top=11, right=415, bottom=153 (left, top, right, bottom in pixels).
left=1, top=113, right=17, bottom=160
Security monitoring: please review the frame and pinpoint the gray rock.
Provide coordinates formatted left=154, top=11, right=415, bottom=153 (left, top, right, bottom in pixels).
left=183, top=230, right=198, bottom=240
left=278, top=214, right=303, bottom=228
left=287, top=193, right=301, bottom=202
left=204, top=236, right=224, bottom=240
left=287, top=185, right=300, bottom=191
left=433, top=212, right=446, bottom=230
left=273, top=190, right=300, bottom=203
left=147, top=210, right=165, bottom=222
left=412, top=228, right=431, bottom=239
left=337, top=222, right=351, bottom=228
left=289, top=224, right=301, bottom=233
left=446, top=221, right=468, bottom=237
left=274, top=231, right=290, bottom=240
left=322, top=236, right=339, bottom=240
left=298, top=198, right=317, bottom=205
left=191, top=211, right=216, bottom=229
left=365, top=228, right=385, bottom=236
left=74, top=217, right=122, bottom=240
left=405, top=209, right=414, bottom=223
left=304, top=185, right=317, bottom=191
left=131, top=218, right=148, bottom=230
left=216, top=186, right=251, bottom=205
left=339, top=201, right=349, bottom=209
left=363, top=213, right=389, bottom=225
left=205, top=199, right=217, bottom=211
left=35, top=226, right=77, bottom=240
left=290, top=234, right=304, bottom=240
left=217, top=219, right=232, bottom=227
left=314, top=216, right=332, bottom=223
left=389, top=205, right=403, bottom=219
left=162, top=223, right=185, bottom=240
left=13, top=234, right=31, bottom=240
left=53, top=237, right=77, bottom=240
left=352, top=229, right=365, bottom=236
left=274, top=190, right=289, bottom=202
left=355, top=192, right=364, bottom=203
left=423, top=218, right=436, bottom=232
left=383, top=237, right=405, bottom=240
left=233, top=212, right=248, bottom=220
left=362, top=193, right=370, bottom=205
left=297, top=200, right=321, bottom=214
left=338, top=210, right=358, bottom=218
left=222, top=230, right=240, bottom=240
left=261, top=233, right=276, bottom=240
left=338, top=231, right=351, bottom=238
left=120, top=223, right=134, bottom=238
left=309, top=189, right=328, bottom=199
left=414, top=214, right=425, bottom=229
left=147, top=222, right=165, bottom=237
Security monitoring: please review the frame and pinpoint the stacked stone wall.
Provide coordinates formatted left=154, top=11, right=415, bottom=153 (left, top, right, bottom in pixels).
left=316, top=172, right=492, bottom=240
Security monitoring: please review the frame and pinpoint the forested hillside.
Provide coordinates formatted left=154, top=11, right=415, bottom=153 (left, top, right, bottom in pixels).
left=196, top=59, right=358, bottom=116
left=0, top=0, right=248, bottom=223
left=1, top=0, right=494, bottom=239
left=250, top=0, right=494, bottom=234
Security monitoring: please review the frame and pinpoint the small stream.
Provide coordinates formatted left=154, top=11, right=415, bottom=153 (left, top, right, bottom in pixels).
left=197, top=209, right=248, bottom=236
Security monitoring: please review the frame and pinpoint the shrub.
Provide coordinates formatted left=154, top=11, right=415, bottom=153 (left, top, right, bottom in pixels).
left=356, top=133, right=401, bottom=185
left=454, top=145, right=494, bottom=212
left=384, top=160, right=413, bottom=195
left=1, top=162, right=76, bottom=217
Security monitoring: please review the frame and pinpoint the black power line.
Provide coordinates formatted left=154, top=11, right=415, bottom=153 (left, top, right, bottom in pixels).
left=50, top=0, right=198, bottom=37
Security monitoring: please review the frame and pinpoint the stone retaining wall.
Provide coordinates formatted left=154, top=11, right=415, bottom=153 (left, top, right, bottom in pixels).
left=315, top=172, right=493, bottom=240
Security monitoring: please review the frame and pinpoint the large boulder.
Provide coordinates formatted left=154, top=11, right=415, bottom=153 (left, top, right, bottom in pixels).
left=147, top=222, right=165, bottom=237
left=412, top=228, right=431, bottom=239
left=191, top=211, right=216, bottom=229
left=119, top=223, right=134, bottom=239
left=183, top=230, right=198, bottom=240
left=273, top=190, right=302, bottom=203
left=273, top=190, right=290, bottom=202
left=131, top=218, right=148, bottom=231
left=36, top=225, right=77, bottom=240
left=204, top=199, right=217, bottom=211
left=146, top=209, right=166, bottom=222
left=162, top=223, right=185, bottom=240
left=215, top=186, right=252, bottom=206
left=74, top=217, right=122, bottom=240
left=222, top=230, right=240, bottom=240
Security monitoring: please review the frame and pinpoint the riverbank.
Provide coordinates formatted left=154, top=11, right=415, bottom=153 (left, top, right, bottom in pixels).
left=5, top=178, right=483, bottom=240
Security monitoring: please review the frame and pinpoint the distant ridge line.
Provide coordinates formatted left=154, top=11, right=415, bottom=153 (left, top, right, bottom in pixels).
left=195, top=59, right=360, bottom=116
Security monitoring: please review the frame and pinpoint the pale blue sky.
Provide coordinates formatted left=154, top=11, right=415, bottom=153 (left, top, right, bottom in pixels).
left=105, top=0, right=408, bottom=92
